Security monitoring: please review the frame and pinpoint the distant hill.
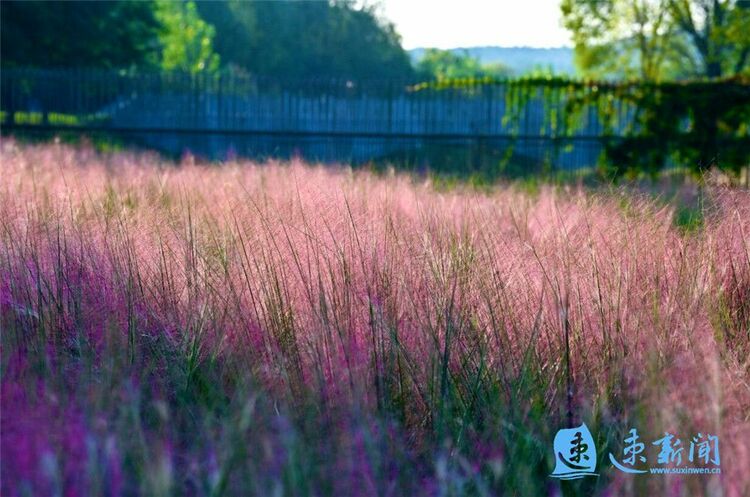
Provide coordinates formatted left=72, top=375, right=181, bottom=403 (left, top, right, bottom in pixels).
left=409, top=46, right=576, bottom=76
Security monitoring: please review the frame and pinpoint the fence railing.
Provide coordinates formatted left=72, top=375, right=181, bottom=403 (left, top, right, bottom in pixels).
left=2, top=68, right=748, bottom=177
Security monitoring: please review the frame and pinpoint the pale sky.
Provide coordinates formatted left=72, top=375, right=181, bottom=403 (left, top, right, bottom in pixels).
left=377, top=0, right=572, bottom=49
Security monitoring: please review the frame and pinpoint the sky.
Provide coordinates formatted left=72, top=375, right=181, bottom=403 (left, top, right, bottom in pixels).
left=377, top=0, right=572, bottom=49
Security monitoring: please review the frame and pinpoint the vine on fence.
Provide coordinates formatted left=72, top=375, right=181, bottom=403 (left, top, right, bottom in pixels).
left=419, top=76, right=750, bottom=180
left=568, top=78, right=750, bottom=179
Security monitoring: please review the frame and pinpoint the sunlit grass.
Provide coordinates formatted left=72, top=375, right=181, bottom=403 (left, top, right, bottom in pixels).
left=1, top=139, right=748, bottom=497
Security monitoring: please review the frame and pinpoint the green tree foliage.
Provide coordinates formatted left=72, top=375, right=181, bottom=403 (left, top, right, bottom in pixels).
left=195, top=0, right=414, bottom=79
left=1, top=0, right=413, bottom=80
left=0, top=0, right=161, bottom=68
left=191, top=0, right=258, bottom=74
left=415, top=49, right=512, bottom=80
left=561, top=0, right=750, bottom=80
left=155, top=0, right=219, bottom=73
left=668, top=0, right=750, bottom=77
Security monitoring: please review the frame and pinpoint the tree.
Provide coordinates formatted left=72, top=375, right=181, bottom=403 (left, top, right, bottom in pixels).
left=0, top=1, right=161, bottom=68
left=195, top=0, right=415, bottom=80
left=668, top=0, right=750, bottom=77
left=1, top=0, right=414, bottom=80
left=561, top=0, right=750, bottom=80
left=415, top=49, right=512, bottom=80
left=155, top=0, right=219, bottom=73
left=0, top=0, right=219, bottom=73
left=193, top=1, right=257, bottom=74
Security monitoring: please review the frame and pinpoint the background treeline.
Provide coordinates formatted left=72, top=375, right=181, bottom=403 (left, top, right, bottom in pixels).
left=0, top=0, right=415, bottom=80
left=0, top=0, right=550, bottom=81
left=4, top=0, right=748, bottom=81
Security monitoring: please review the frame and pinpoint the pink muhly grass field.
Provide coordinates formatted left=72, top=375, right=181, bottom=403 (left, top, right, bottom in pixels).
left=1, top=139, right=748, bottom=497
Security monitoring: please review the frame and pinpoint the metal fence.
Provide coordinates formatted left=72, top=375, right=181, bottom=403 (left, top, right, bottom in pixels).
left=0, top=67, right=674, bottom=173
